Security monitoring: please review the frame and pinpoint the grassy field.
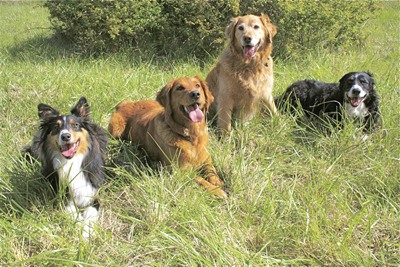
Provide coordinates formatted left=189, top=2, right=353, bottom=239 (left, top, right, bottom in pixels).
left=0, top=1, right=399, bottom=266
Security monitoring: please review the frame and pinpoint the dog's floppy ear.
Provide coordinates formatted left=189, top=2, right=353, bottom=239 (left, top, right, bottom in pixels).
left=196, top=76, right=214, bottom=112
left=156, top=80, right=174, bottom=108
left=365, top=72, right=375, bottom=89
left=338, top=73, right=349, bottom=89
left=225, top=17, right=239, bottom=43
left=260, top=14, right=277, bottom=44
left=71, top=96, right=90, bottom=118
left=339, top=72, right=356, bottom=91
left=364, top=71, right=374, bottom=78
left=156, top=79, right=190, bottom=136
left=364, top=71, right=375, bottom=82
left=38, top=103, right=59, bottom=120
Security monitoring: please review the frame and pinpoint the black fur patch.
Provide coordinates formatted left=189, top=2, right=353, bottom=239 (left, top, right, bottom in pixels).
left=275, top=72, right=380, bottom=131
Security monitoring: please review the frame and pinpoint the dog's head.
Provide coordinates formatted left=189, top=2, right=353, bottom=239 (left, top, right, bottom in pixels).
left=156, top=76, right=214, bottom=125
left=226, top=14, right=277, bottom=60
left=339, top=72, right=375, bottom=108
left=38, top=97, right=91, bottom=159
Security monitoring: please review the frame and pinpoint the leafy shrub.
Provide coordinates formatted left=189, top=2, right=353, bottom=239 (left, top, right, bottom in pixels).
left=44, top=0, right=378, bottom=58
left=44, top=0, right=164, bottom=53
left=258, top=1, right=380, bottom=59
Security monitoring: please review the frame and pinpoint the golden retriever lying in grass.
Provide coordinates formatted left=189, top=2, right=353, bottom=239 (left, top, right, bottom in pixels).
left=108, top=76, right=227, bottom=198
left=206, top=14, right=277, bottom=133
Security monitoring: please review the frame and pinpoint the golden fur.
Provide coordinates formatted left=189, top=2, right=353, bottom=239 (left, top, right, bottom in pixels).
left=206, top=14, right=277, bottom=133
left=109, top=76, right=227, bottom=198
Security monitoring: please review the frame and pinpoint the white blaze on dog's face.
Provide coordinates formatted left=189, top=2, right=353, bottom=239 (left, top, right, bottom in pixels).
left=340, top=72, right=374, bottom=119
left=48, top=115, right=90, bottom=159
left=234, top=15, right=266, bottom=59
left=342, top=72, right=372, bottom=108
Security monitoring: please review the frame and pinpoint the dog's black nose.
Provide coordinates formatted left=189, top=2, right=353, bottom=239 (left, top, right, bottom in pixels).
left=190, top=90, right=201, bottom=100
left=352, top=88, right=361, bottom=95
left=61, top=132, right=71, bottom=142
left=244, top=36, right=252, bottom=44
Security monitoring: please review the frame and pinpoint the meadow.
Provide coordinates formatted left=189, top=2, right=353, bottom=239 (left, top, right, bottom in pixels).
left=0, top=1, right=399, bottom=266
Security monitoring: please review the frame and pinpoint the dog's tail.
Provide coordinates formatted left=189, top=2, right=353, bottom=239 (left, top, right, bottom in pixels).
left=108, top=105, right=128, bottom=138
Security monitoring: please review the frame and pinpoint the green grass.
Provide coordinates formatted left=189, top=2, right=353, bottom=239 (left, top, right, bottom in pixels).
left=1, top=1, right=399, bottom=266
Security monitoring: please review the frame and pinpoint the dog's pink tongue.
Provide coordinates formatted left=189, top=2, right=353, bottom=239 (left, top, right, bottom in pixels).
left=187, top=105, right=204, bottom=123
left=61, top=144, right=76, bottom=158
left=244, top=46, right=256, bottom=59
left=351, top=98, right=362, bottom=107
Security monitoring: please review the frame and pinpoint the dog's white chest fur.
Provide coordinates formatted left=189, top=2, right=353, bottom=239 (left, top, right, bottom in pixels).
left=52, top=153, right=96, bottom=208
left=345, top=102, right=368, bottom=119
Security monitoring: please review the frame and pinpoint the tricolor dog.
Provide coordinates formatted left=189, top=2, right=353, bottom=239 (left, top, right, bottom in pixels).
left=25, top=97, right=107, bottom=238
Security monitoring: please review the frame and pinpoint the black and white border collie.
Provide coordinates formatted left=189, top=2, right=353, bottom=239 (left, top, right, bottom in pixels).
left=25, top=97, right=108, bottom=238
left=276, top=72, right=380, bottom=131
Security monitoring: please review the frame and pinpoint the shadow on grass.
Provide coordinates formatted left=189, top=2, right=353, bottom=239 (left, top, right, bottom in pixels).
left=0, top=153, right=55, bottom=216
left=106, top=137, right=231, bottom=197
left=7, top=34, right=77, bottom=62
left=290, top=117, right=339, bottom=145
left=275, top=99, right=353, bottom=145
left=105, top=138, right=156, bottom=182
left=7, top=33, right=211, bottom=68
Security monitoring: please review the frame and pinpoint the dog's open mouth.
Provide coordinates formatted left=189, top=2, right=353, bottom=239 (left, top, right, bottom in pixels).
left=182, top=103, right=204, bottom=123
left=60, top=140, right=80, bottom=159
left=243, top=41, right=260, bottom=59
left=347, top=95, right=366, bottom=107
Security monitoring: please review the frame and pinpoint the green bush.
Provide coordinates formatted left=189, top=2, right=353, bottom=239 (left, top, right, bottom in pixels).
left=44, top=0, right=164, bottom=53
left=44, top=0, right=378, bottom=58
left=260, top=0, right=380, bottom=59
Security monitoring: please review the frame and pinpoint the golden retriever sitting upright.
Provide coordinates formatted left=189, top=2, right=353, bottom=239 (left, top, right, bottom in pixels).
left=206, top=14, right=277, bottom=133
left=108, top=76, right=227, bottom=198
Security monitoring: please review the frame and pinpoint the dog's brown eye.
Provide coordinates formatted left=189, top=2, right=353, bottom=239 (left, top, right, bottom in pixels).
left=176, top=86, right=184, bottom=91
left=195, top=84, right=201, bottom=88
left=254, top=25, right=260, bottom=29
left=238, top=25, right=244, bottom=31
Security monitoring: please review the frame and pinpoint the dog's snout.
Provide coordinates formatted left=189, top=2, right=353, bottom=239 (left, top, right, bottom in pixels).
left=243, top=36, right=252, bottom=44
left=190, top=90, right=201, bottom=100
left=352, top=88, right=361, bottom=95
left=61, top=132, right=71, bottom=142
